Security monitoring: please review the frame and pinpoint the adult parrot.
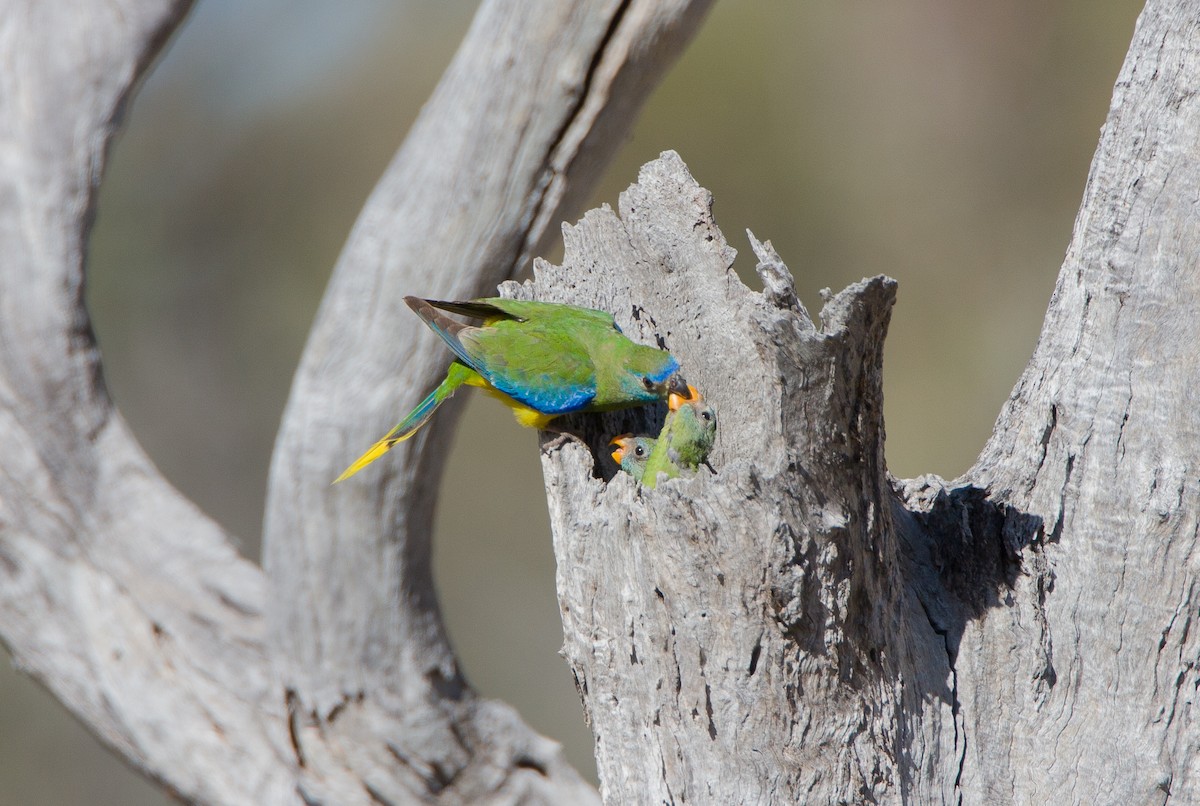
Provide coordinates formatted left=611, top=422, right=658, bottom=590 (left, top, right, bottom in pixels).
left=609, top=384, right=717, bottom=487
left=335, top=296, right=688, bottom=482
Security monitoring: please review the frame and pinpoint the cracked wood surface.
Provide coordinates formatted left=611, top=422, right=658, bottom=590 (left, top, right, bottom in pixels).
left=515, top=1, right=1200, bottom=798
left=4, top=0, right=1200, bottom=803
left=0, top=0, right=710, bottom=803
left=526, top=151, right=950, bottom=804
left=958, top=1, right=1200, bottom=800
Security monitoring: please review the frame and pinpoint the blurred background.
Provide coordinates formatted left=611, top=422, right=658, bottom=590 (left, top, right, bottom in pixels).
left=0, top=0, right=1143, bottom=802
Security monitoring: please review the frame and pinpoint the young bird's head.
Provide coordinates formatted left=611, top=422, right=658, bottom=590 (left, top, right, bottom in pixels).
left=609, top=434, right=640, bottom=465
left=609, top=433, right=655, bottom=481
left=668, top=393, right=717, bottom=469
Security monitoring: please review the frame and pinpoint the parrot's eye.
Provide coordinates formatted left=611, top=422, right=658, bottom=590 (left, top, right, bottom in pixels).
left=701, top=410, right=713, bottom=421
left=635, top=445, right=647, bottom=457
left=641, top=376, right=655, bottom=391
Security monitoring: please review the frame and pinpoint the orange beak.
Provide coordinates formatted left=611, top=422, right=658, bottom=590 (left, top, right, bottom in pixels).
left=609, top=434, right=633, bottom=464
left=668, top=384, right=701, bottom=412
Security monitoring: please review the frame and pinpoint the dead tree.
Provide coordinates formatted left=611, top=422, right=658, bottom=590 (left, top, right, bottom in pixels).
left=0, top=0, right=710, bottom=803
left=2, top=0, right=1198, bottom=804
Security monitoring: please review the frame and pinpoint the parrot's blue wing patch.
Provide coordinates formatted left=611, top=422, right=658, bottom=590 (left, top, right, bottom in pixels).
left=457, top=324, right=598, bottom=414
left=488, top=375, right=595, bottom=414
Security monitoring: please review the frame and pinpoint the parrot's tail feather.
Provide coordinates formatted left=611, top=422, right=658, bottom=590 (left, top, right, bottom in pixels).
left=333, top=435, right=402, bottom=483
left=406, top=297, right=479, bottom=370
left=416, top=297, right=521, bottom=324
left=333, top=363, right=474, bottom=483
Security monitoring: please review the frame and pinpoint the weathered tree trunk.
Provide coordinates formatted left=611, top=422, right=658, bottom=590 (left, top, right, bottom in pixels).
left=529, top=151, right=919, bottom=803
left=3, top=0, right=1197, bottom=803
left=527, top=1, right=1200, bottom=802
left=956, top=2, right=1200, bottom=799
left=261, top=1, right=713, bottom=803
left=0, top=0, right=710, bottom=803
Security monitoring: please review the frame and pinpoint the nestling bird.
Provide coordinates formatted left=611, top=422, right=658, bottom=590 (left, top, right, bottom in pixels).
left=336, top=296, right=688, bottom=481
left=609, top=384, right=717, bottom=487
left=609, top=434, right=657, bottom=482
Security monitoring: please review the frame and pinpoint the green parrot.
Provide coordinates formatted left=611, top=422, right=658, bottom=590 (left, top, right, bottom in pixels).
left=608, top=384, right=717, bottom=487
left=336, top=296, right=688, bottom=482
left=639, top=385, right=717, bottom=488
left=608, top=434, right=657, bottom=482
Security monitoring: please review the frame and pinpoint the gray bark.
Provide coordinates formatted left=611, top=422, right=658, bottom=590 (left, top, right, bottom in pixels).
left=523, top=0, right=1200, bottom=802
left=3, top=0, right=1195, bottom=802
left=0, top=0, right=710, bottom=803
left=960, top=1, right=1200, bottom=800
left=528, top=152, right=914, bottom=803
left=0, top=2, right=293, bottom=803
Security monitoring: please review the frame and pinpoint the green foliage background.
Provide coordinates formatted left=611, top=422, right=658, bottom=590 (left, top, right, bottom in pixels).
left=0, top=1, right=1141, bottom=802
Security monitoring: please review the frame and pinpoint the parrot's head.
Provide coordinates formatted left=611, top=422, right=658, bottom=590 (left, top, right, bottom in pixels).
left=609, top=433, right=655, bottom=478
left=609, top=434, right=638, bottom=465
left=622, top=350, right=686, bottom=404
left=674, top=395, right=717, bottom=456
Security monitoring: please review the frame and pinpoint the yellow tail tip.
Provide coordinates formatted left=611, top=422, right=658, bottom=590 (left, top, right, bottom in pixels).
left=332, top=438, right=395, bottom=484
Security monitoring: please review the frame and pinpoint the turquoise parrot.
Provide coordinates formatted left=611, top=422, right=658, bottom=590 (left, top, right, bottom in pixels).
left=608, top=384, right=717, bottom=487
left=609, top=434, right=657, bottom=482
left=336, top=296, right=688, bottom=481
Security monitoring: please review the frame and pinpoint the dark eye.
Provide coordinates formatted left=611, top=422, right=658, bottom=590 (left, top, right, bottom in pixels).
left=641, top=376, right=655, bottom=390
left=701, top=410, right=712, bottom=421
left=635, top=445, right=647, bottom=457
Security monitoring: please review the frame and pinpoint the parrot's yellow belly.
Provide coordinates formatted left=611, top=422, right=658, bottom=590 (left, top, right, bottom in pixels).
left=471, top=379, right=558, bottom=429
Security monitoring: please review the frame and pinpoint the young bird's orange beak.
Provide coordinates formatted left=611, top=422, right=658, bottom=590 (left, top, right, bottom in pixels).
left=668, top=384, right=701, bottom=412
left=609, top=434, right=632, bottom=464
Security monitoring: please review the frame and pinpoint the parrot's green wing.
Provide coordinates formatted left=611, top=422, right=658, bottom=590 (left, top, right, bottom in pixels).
left=462, top=324, right=600, bottom=413
left=408, top=296, right=599, bottom=413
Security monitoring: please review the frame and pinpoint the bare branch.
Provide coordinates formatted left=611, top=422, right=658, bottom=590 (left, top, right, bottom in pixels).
left=262, top=0, right=712, bottom=802
left=1, top=0, right=712, bottom=802
left=0, top=1, right=295, bottom=803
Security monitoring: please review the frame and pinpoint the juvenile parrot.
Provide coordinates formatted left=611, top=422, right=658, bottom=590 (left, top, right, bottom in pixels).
left=609, top=434, right=657, bottom=482
left=336, top=296, right=688, bottom=482
left=639, top=385, right=717, bottom=488
left=608, top=384, right=717, bottom=487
